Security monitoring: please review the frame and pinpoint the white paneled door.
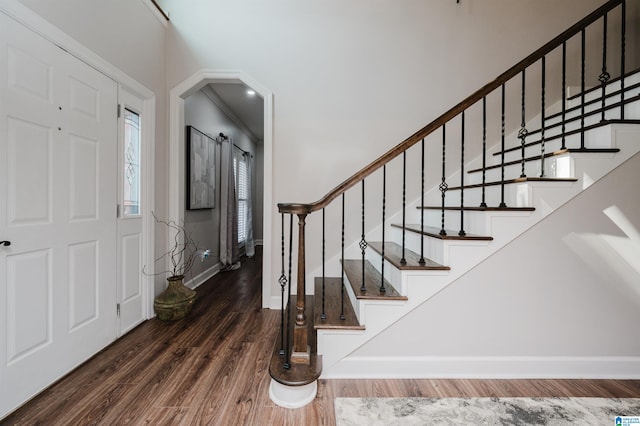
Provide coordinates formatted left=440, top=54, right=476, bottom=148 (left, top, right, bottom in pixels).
left=0, top=12, right=118, bottom=418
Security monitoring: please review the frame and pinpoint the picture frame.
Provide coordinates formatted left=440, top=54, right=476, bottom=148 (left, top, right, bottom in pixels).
left=187, top=126, right=216, bottom=209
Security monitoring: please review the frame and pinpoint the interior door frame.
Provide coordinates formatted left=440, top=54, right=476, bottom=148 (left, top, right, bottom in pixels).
left=0, top=0, right=157, bottom=319
left=169, top=70, right=274, bottom=308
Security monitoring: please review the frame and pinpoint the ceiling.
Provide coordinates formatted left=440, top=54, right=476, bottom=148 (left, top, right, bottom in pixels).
left=205, top=82, right=264, bottom=142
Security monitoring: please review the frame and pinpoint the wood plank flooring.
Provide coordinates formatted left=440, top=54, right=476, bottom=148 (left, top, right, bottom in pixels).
left=4, top=246, right=640, bottom=425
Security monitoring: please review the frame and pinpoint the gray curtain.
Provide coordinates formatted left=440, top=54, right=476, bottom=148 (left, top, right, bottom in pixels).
left=219, top=139, right=240, bottom=270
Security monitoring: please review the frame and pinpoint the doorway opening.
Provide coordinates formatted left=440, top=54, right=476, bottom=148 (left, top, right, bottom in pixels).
left=169, top=70, right=273, bottom=308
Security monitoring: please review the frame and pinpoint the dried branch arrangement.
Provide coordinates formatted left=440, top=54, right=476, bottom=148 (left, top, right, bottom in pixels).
left=146, top=213, right=199, bottom=278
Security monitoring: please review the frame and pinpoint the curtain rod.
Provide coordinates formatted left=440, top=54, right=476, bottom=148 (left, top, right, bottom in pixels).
left=217, top=132, right=253, bottom=158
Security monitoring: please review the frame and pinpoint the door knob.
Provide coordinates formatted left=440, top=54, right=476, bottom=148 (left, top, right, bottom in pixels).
left=0, top=241, right=11, bottom=247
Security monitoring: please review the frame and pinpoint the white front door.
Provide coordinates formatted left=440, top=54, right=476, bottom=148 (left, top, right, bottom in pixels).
left=117, top=89, right=145, bottom=336
left=0, top=12, right=118, bottom=418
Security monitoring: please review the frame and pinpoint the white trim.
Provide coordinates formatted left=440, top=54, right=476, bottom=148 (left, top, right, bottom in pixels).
left=184, top=262, right=221, bottom=290
left=141, top=97, right=156, bottom=319
left=139, top=0, right=169, bottom=27
left=0, top=0, right=157, bottom=319
left=170, top=69, right=274, bottom=309
left=322, top=355, right=640, bottom=379
left=269, top=380, right=317, bottom=409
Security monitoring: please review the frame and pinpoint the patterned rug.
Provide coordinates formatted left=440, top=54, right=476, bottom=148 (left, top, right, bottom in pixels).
left=334, top=397, right=640, bottom=425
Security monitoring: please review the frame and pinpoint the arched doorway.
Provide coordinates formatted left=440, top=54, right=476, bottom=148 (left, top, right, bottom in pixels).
left=169, top=70, right=273, bottom=307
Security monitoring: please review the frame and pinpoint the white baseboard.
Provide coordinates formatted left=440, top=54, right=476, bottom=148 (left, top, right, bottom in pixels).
left=254, top=239, right=264, bottom=246
left=184, top=262, right=221, bottom=290
left=270, top=295, right=284, bottom=310
left=322, top=355, right=640, bottom=379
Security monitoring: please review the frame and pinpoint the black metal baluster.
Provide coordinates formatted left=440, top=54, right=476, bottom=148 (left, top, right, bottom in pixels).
left=321, top=207, right=326, bottom=320
left=401, top=152, right=407, bottom=265
left=480, top=96, right=487, bottom=208
left=519, top=70, right=528, bottom=178
left=599, top=12, right=610, bottom=122
left=284, top=214, right=293, bottom=369
left=439, top=124, right=448, bottom=235
left=499, top=84, right=507, bottom=208
left=340, top=194, right=345, bottom=320
left=561, top=41, right=567, bottom=150
left=580, top=28, right=586, bottom=149
left=620, top=0, right=626, bottom=119
left=278, top=213, right=287, bottom=356
left=459, top=111, right=466, bottom=237
left=360, top=180, right=367, bottom=292
left=381, top=165, right=387, bottom=292
left=419, top=138, right=426, bottom=265
left=540, top=56, right=547, bottom=178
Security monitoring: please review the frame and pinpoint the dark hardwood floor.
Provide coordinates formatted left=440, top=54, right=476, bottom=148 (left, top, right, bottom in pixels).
left=4, top=246, right=640, bottom=425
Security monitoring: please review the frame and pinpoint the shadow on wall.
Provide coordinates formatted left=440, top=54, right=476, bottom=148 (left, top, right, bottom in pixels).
left=563, top=205, right=640, bottom=306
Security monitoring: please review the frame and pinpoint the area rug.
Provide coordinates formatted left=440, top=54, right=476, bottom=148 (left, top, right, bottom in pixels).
left=334, top=397, right=640, bottom=425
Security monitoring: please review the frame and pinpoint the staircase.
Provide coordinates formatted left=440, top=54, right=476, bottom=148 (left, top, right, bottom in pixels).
left=269, top=0, right=640, bottom=405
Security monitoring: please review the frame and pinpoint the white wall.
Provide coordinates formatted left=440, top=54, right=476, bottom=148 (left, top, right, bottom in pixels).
left=165, top=0, right=617, bottom=304
left=13, top=0, right=169, bottom=294
left=183, top=89, right=261, bottom=280
left=356, top=152, right=640, bottom=367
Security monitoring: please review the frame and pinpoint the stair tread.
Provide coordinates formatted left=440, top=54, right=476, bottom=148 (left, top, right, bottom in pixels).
left=392, top=223, right=493, bottom=241
left=368, top=241, right=450, bottom=270
left=418, top=206, right=535, bottom=212
left=566, top=66, right=640, bottom=101
left=313, top=277, right=364, bottom=330
left=342, top=259, right=407, bottom=300
left=468, top=148, right=620, bottom=174
left=447, top=176, right=577, bottom=191
left=493, top=118, right=640, bottom=157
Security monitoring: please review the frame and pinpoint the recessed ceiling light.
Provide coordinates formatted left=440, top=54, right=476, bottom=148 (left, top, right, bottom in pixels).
left=246, top=89, right=256, bottom=96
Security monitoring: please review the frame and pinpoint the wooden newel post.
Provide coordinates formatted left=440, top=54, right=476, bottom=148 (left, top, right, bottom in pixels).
left=291, top=213, right=310, bottom=364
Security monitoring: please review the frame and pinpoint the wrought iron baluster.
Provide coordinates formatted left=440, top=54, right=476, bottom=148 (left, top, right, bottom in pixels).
left=381, top=165, right=387, bottom=292
left=401, top=152, right=407, bottom=265
left=279, top=213, right=287, bottom=356
left=621, top=0, right=626, bottom=119
left=340, top=194, right=345, bottom=320
left=540, top=56, right=547, bottom=178
left=561, top=41, right=567, bottom=150
left=285, top=214, right=294, bottom=369
left=321, top=207, right=326, bottom=320
left=419, top=138, right=425, bottom=265
left=580, top=28, right=586, bottom=149
left=499, top=83, right=507, bottom=208
left=439, top=124, right=448, bottom=236
left=360, top=180, right=367, bottom=292
left=519, top=70, right=528, bottom=178
left=599, top=12, right=610, bottom=122
left=459, top=111, right=466, bottom=237
left=480, top=96, right=487, bottom=208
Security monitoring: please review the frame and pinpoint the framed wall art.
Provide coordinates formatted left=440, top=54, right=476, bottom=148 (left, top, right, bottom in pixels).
left=187, top=126, right=216, bottom=209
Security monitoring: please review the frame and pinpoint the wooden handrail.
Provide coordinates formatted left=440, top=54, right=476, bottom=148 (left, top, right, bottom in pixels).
left=278, top=0, right=623, bottom=215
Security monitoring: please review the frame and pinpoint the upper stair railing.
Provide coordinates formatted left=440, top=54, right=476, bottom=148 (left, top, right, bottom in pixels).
left=272, top=0, right=636, bottom=376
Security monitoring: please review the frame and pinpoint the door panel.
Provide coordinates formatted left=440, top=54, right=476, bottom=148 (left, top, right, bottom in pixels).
left=69, top=134, right=98, bottom=221
left=7, top=117, right=52, bottom=225
left=0, top=12, right=118, bottom=418
left=6, top=249, right=52, bottom=364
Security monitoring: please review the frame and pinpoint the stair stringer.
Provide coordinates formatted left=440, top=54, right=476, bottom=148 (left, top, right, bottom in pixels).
left=317, top=123, right=640, bottom=378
